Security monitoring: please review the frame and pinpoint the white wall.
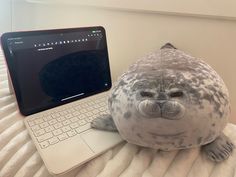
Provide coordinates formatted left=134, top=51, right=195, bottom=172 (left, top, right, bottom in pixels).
left=26, top=0, right=236, bottom=20
left=7, top=1, right=236, bottom=123
left=0, top=0, right=11, bottom=34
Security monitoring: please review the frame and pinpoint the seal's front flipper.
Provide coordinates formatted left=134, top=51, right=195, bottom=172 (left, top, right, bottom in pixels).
left=202, top=133, right=235, bottom=162
left=91, top=114, right=118, bottom=132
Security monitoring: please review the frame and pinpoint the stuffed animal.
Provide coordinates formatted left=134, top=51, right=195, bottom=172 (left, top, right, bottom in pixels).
left=91, top=43, right=234, bottom=162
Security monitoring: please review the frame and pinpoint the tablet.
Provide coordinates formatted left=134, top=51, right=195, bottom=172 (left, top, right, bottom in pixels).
left=1, top=26, right=112, bottom=115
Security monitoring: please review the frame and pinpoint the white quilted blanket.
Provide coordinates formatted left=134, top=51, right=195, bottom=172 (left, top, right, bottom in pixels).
left=1, top=49, right=236, bottom=177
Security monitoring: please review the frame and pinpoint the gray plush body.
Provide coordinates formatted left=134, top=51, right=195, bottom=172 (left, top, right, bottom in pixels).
left=92, top=43, right=234, bottom=162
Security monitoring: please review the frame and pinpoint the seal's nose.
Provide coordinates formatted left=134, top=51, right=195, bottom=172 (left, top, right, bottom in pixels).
left=156, top=100, right=166, bottom=108
left=157, top=92, right=168, bottom=100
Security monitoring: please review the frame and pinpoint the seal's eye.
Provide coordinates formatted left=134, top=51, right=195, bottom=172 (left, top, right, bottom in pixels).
left=140, top=91, right=154, bottom=98
left=169, top=91, right=184, bottom=98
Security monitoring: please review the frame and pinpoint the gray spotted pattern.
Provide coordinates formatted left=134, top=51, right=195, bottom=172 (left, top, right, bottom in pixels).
left=92, top=43, right=234, bottom=162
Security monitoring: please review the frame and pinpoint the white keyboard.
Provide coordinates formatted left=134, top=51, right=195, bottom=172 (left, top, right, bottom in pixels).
left=25, top=95, right=109, bottom=149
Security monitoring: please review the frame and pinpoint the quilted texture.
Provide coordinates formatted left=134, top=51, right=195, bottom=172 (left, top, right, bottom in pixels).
left=1, top=49, right=236, bottom=177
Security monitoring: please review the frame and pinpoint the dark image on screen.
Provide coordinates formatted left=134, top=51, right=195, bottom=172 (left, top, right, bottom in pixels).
left=5, top=28, right=111, bottom=114
left=39, top=50, right=108, bottom=101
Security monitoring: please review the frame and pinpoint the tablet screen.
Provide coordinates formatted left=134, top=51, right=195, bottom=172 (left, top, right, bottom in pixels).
left=1, top=27, right=111, bottom=115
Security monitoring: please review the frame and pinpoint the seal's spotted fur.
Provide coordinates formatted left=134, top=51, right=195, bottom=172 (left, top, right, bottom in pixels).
left=91, top=43, right=234, bottom=162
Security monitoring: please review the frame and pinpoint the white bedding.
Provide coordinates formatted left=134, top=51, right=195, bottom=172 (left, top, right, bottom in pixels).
left=1, top=50, right=236, bottom=177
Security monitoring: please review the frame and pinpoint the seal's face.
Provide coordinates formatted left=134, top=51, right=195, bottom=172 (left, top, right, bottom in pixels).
left=132, top=79, right=186, bottom=120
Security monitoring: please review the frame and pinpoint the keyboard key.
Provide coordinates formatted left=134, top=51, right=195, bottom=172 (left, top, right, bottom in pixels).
left=99, top=107, right=106, bottom=111
left=85, top=112, right=93, bottom=117
left=94, top=104, right=100, bottom=109
left=57, top=117, right=65, bottom=122
left=94, top=100, right=100, bottom=104
left=87, top=107, right=93, bottom=111
left=62, top=126, right=71, bottom=132
left=53, top=129, right=63, bottom=136
left=31, top=125, right=40, bottom=131
left=28, top=121, right=35, bottom=126
left=52, top=113, right=60, bottom=118
left=62, top=120, right=71, bottom=126
left=78, top=120, right=87, bottom=126
left=59, top=111, right=68, bottom=115
left=33, top=116, right=40, bottom=120
left=81, top=104, right=88, bottom=108
left=54, top=122, right=63, bottom=129
left=43, top=116, right=53, bottom=121
left=49, top=137, right=59, bottom=145
left=80, top=109, right=87, bottom=113
left=86, top=117, right=94, bottom=123
left=49, top=119, right=57, bottom=125
left=99, top=102, right=106, bottom=106
left=100, top=98, right=106, bottom=102
left=72, top=111, right=80, bottom=116
left=98, top=112, right=106, bottom=115
left=58, top=133, right=68, bottom=141
left=78, top=115, right=86, bottom=119
left=45, top=126, right=54, bottom=133
left=70, top=117, right=78, bottom=122
left=39, top=122, right=49, bottom=128
left=76, top=123, right=91, bottom=133
left=37, top=133, right=53, bottom=143
left=68, top=108, right=76, bottom=113
left=87, top=102, right=94, bottom=106
left=70, top=122, right=79, bottom=129
left=67, top=130, right=77, bottom=137
left=34, top=119, right=44, bottom=125
left=92, top=110, right=99, bottom=114
left=34, top=129, right=45, bottom=137
left=74, top=106, right=81, bottom=111
left=40, top=141, right=49, bottom=149
left=65, top=114, right=73, bottom=119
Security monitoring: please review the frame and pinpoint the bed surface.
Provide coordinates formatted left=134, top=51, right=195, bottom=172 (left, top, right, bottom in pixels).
left=1, top=49, right=236, bottom=177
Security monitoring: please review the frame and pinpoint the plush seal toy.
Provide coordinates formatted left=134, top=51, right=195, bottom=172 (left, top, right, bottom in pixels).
left=91, top=43, right=235, bottom=162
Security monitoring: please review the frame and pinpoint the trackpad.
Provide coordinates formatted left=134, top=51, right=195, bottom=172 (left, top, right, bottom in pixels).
left=81, top=129, right=123, bottom=153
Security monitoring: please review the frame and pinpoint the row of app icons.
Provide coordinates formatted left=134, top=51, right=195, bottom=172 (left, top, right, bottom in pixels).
left=88, top=33, right=101, bottom=37
left=34, top=33, right=102, bottom=47
left=34, top=38, right=88, bottom=47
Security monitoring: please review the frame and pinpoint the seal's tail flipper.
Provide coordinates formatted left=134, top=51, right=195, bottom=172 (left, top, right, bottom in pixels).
left=161, top=43, right=177, bottom=49
left=202, top=132, right=235, bottom=162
